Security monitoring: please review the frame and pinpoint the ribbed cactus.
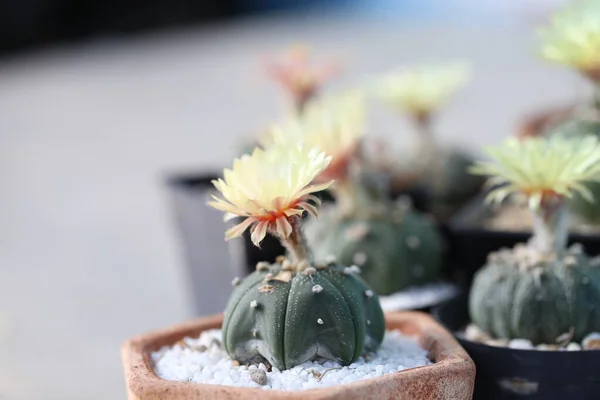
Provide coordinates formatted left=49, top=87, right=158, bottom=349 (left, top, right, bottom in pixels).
left=223, top=259, right=385, bottom=369
left=470, top=244, right=600, bottom=343
left=305, top=202, right=443, bottom=296
left=468, top=135, right=600, bottom=344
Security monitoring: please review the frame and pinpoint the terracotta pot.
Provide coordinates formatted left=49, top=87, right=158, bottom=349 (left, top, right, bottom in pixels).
left=121, top=312, right=475, bottom=400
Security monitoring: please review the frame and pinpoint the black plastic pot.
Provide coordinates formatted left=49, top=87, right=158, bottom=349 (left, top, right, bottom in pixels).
left=166, top=172, right=285, bottom=278
left=448, top=195, right=600, bottom=286
left=433, top=294, right=600, bottom=400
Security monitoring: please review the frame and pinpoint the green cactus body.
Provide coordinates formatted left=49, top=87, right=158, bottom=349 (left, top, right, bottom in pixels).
left=304, top=204, right=443, bottom=296
left=548, top=118, right=600, bottom=224
left=222, top=261, right=385, bottom=370
left=469, top=244, right=600, bottom=343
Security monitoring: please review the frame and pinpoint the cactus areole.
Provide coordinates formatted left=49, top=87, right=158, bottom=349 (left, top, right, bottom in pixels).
left=469, top=136, right=600, bottom=344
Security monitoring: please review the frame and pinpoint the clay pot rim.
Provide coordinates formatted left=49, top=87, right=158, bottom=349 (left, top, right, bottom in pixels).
left=122, top=311, right=474, bottom=399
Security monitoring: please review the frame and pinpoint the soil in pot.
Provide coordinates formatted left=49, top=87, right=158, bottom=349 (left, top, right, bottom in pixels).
left=122, top=312, right=475, bottom=400
left=152, top=327, right=431, bottom=390
left=434, top=294, right=600, bottom=400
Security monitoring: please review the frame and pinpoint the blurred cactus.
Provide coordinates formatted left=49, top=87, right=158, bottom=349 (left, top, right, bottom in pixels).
left=304, top=198, right=443, bottom=296
left=374, top=63, right=483, bottom=219
left=469, top=136, right=600, bottom=343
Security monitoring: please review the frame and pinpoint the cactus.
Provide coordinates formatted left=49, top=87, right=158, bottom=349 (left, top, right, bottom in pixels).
left=223, top=258, right=385, bottom=369
left=468, top=135, right=600, bottom=343
left=209, top=143, right=385, bottom=369
left=470, top=243, right=600, bottom=343
left=305, top=201, right=443, bottom=296
left=374, top=63, right=483, bottom=219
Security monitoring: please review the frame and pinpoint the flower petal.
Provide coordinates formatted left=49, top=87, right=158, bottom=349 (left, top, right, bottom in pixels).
left=225, top=217, right=256, bottom=241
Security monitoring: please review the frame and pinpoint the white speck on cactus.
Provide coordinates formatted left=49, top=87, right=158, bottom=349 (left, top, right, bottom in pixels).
left=564, top=255, right=577, bottom=266
left=396, top=195, right=412, bottom=211
left=412, top=264, right=424, bottom=277
left=256, top=262, right=270, bottom=271
left=325, top=254, right=337, bottom=264
left=317, top=318, right=324, bottom=325
left=231, top=277, right=241, bottom=286
left=251, top=328, right=258, bottom=337
left=265, top=273, right=273, bottom=281
left=536, top=294, right=544, bottom=301
left=569, top=243, right=583, bottom=255
left=349, top=265, right=361, bottom=274
left=353, top=252, right=368, bottom=266
left=365, top=290, right=374, bottom=298
left=406, top=236, right=421, bottom=249
left=312, top=285, right=323, bottom=293
left=250, top=300, right=258, bottom=309
left=366, top=320, right=371, bottom=325
left=303, top=267, right=316, bottom=275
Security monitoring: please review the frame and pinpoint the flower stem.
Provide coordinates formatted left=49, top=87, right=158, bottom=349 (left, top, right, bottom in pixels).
left=279, top=216, right=311, bottom=266
left=530, top=196, right=568, bottom=256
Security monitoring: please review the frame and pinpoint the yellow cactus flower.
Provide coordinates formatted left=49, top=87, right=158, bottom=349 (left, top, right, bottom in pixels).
left=375, top=63, right=469, bottom=117
left=470, top=135, right=600, bottom=210
left=262, top=91, right=365, bottom=181
left=209, top=144, right=333, bottom=246
left=265, top=44, right=339, bottom=108
left=539, top=0, right=600, bottom=78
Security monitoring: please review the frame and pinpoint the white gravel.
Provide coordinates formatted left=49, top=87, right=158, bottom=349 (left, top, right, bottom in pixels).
left=152, top=329, right=431, bottom=390
left=379, top=283, right=460, bottom=311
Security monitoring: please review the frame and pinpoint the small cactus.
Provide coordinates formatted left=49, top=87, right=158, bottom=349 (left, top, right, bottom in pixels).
left=305, top=200, right=443, bottom=296
left=209, top=142, right=385, bottom=370
left=469, top=135, right=600, bottom=343
left=374, top=63, right=483, bottom=219
left=222, top=258, right=385, bottom=369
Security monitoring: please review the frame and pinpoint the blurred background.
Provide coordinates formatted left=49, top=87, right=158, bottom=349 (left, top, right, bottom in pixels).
left=0, top=0, right=585, bottom=399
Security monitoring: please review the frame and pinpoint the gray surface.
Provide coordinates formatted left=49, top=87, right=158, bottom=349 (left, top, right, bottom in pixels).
left=0, top=7, right=586, bottom=400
